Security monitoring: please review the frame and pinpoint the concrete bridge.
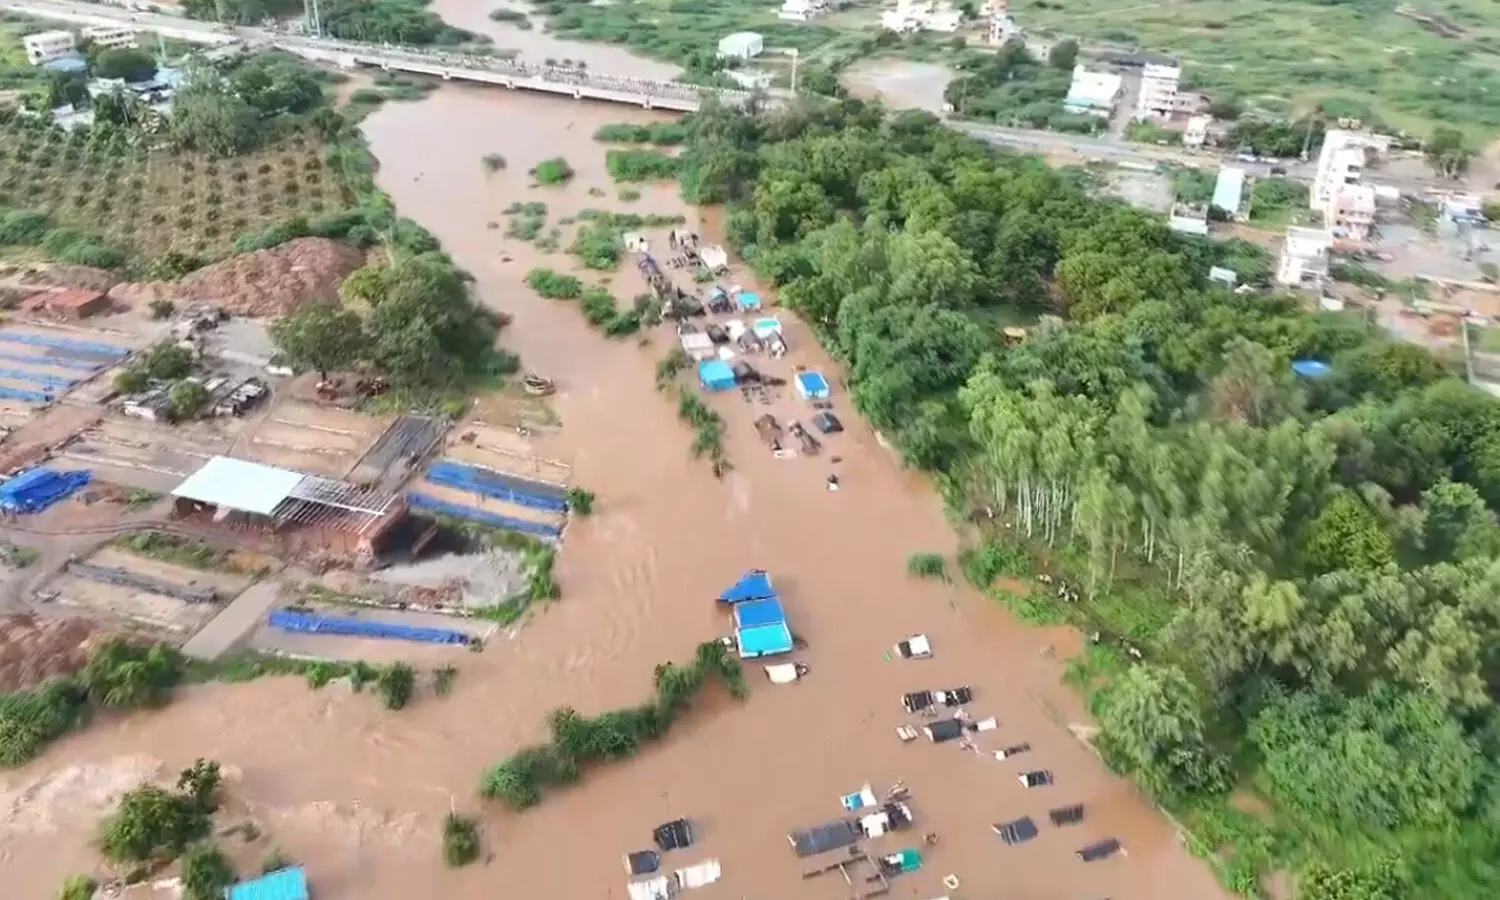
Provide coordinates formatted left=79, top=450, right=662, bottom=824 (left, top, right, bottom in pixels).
left=290, top=39, right=758, bottom=112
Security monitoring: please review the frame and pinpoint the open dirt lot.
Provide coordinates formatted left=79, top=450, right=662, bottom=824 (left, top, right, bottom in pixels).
left=59, top=415, right=239, bottom=494
left=42, top=544, right=256, bottom=637
left=232, top=399, right=392, bottom=478
left=0, top=613, right=103, bottom=692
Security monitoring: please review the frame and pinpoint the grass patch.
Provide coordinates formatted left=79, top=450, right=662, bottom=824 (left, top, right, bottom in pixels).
left=479, top=639, right=746, bottom=810
left=569, top=220, right=625, bottom=269
left=593, top=122, right=689, bottom=145
left=618, top=187, right=642, bottom=202
left=487, top=8, right=533, bottom=29
left=530, top=157, right=575, bottom=186
left=524, top=267, right=583, bottom=299
left=655, top=347, right=691, bottom=390
left=0, top=541, right=37, bottom=568
left=503, top=200, right=548, bottom=241
left=115, top=531, right=232, bottom=572
left=433, top=665, right=458, bottom=696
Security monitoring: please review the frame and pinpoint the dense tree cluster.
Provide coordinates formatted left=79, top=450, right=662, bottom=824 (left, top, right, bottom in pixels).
left=679, top=98, right=1500, bottom=896
left=170, top=55, right=322, bottom=157
left=180, top=0, right=480, bottom=45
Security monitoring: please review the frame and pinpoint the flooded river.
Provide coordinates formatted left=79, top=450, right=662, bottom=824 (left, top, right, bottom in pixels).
left=0, top=25, right=1229, bottom=900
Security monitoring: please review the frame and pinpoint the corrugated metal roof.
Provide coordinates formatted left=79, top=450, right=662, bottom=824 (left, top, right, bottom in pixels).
left=171, top=456, right=306, bottom=516
left=227, top=867, right=308, bottom=900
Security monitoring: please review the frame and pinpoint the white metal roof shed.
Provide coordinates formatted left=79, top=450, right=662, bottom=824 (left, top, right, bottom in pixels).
left=170, top=456, right=306, bottom=516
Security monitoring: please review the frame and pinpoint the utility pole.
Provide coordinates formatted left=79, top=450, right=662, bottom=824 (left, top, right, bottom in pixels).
left=1462, top=314, right=1476, bottom=385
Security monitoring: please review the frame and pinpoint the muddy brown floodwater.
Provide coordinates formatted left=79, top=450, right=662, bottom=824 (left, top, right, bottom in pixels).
left=0, top=87, right=1230, bottom=900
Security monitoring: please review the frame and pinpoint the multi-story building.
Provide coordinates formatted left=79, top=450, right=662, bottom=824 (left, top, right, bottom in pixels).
left=82, top=25, right=138, bottom=51
left=1183, top=114, right=1211, bottom=148
left=1135, top=62, right=1181, bottom=119
left=23, top=30, right=77, bottom=66
left=1276, top=227, right=1334, bottom=287
left=1327, top=183, right=1376, bottom=241
left=881, top=0, right=964, bottom=34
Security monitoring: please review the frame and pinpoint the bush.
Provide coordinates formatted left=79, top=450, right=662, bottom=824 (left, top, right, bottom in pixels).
left=0, top=209, right=49, bottom=244
left=605, top=149, right=679, bottom=182
left=148, top=299, right=176, bottom=320
left=179, top=843, right=234, bottom=900
left=906, top=552, right=948, bottom=580
left=377, top=663, right=416, bottom=710
left=99, top=783, right=210, bottom=863
left=349, top=88, right=386, bottom=106
left=442, top=812, right=482, bottom=867
left=593, top=122, right=688, bottom=145
left=569, top=222, right=622, bottom=270
left=55, top=875, right=97, bottom=900
left=530, top=157, right=574, bottom=185
left=433, top=666, right=458, bottom=696
left=524, top=268, right=582, bottom=299
left=566, top=487, right=596, bottom=515
left=481, top=152, right=507, bottom=172
left=168, top=379, right=208, bottom=419
left=39, top=227, right=127, bottom=268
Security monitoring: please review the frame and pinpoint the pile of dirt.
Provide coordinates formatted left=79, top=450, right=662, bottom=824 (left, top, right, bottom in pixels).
left=0, top=613, right=104, bottom=693
left=110, top=238, right=365, bottom=318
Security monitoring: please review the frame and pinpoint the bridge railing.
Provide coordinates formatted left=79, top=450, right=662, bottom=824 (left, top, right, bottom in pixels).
left=290, top=36, right=755, bottom=105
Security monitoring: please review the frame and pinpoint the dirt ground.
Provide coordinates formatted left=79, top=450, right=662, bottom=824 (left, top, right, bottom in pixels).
left=231, top=399, right=392, bottom=478
left=440, top=421, right=572, bottom=488
left=111, top=238, right=366, bottom=319
left=59, top=415, right=240, bottom=495
left=0, top=613, right=102, bottom=692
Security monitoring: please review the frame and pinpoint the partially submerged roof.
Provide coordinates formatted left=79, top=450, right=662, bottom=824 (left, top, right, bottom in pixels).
left=228, top=867, right=309, bottom=900
left=1212, top=167, right=1246, bottom=213
left=171, top=456, right=304, bottom=516
left=719, top=569, right=774, bottom=603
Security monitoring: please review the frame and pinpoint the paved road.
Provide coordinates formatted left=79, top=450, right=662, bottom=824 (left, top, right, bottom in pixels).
left=180, top=576, right=281, bottom=660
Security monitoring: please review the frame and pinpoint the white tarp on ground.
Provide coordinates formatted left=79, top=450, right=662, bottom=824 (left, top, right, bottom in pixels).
left=627, top=875, right=670, bottom=900
left=170, top=455, right=305, bottom=516
left=628, top=859, right=720, bottom=899
left=700, top=245, right=728, bottom=269
left=765, top=663, right=801, bottom=684
left=675, top=859, right=722, bottom=889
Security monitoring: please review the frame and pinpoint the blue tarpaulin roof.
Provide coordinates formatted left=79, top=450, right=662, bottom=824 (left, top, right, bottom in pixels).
left=699, top=360, right=736, bottom=392
left=738, top=622, right=794, bottom=658
left=795, top=370, right=830, bottom=399
left=0, top=467, right=91, bottom=514
left=227, top=867, right=308, bottom=900
left=1291, top=360, right=1333, bottom=379
left=719, top=569, right=774, bottom=604
left=734, top=596, right=787, bottom=629
left=737, top=291, right=762, bottom=309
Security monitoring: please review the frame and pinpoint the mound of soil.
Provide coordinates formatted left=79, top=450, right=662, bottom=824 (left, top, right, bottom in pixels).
left=0, top=613, right=104, bottom=693
left=111, top=238, right=365, bottom=318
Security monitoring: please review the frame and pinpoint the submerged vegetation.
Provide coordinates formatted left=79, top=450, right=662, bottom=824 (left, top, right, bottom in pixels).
left=675, top=390, right=730, bottom=477
left=479, top=640, right=746, bottom=809
left=676, top=97, right=1500, bottom=898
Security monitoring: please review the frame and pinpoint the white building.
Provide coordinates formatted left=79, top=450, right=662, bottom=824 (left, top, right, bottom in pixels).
left=1276, top=227, right=1334, bottom=287
left=777, top=0, right=828, bottom=21
left=717, top=31, right=765, bottom=60
left=23, top=30, right=77, bottom=66
left=881, top=0, right=964, bottom=34
left=1135, top=62, right=1181, bottom=119
left=1064, top=67, right=1122, bottom=117
left=1183, top=114, right=1211, bottom=148
left=1168, top=206, right=1209, bottom=236
left=82, top=25, right=138, bottom=51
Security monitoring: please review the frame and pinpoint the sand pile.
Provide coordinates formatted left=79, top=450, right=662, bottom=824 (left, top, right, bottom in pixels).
left=0, top=614, right=103, bottom=693
left=111, top=238, right=365, bottom=318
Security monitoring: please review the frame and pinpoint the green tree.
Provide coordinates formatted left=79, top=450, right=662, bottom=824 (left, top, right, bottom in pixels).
left=93, top=48, right=157, bottom=82
left=269, top=302, right=365, bottom=378
left=1048, top=39, right=1079, bottom=70
left=168, top=380, right=208, bottom=420
left=99, top=785, right=208, bottom=863
left=441, top=812, right=481, bottom=867
left=176, top=759, right=222, bottom=814
left=1425, top=127, right=1474, bottom=179
left=1097, top=664, right=1228, bottom=800
left=180, top=843, right=235, bottom=900
left=170, top=77, right=260, bottom=157
left=1300, top=491, right=1396, bottom=573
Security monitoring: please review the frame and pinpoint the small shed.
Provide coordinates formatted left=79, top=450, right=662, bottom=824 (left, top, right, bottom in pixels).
left=733, top=596, right=793, bottom=658
left=1208, top=266, right=1238, bottom=286
left=227, top=867, right=309, bottom=900
left=680, top=331, right=715, bottom=361
left=699, top=360, right=736, bottom=392
left=752, top=317, right=782, bottom=339
left=795, top=370, right=830, bottom=400
left=736, top=291, right=762, bottom=311
left=717, top=31, right=765, bottom=59
left=22, top=288, right=108, bottom=319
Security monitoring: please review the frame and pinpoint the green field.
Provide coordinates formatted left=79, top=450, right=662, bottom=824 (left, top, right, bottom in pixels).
left=1016, top=0, right=1500, bottom=140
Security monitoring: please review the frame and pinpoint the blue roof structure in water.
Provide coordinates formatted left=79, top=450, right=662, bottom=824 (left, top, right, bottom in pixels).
left=227, top=867, right=309, bottom=900
left=734, top=597, right=787, bottom=629
left=1291, top=360, right=1333, bottom=379
left=733, top=596, right=793, bottom=658
left=719, top=569, right=774, bottom=604
left=0, top=467, right=91, bottom=514
left=699, top=360, right=736, bottom=392
left=795, top=370, right=830, bottom=400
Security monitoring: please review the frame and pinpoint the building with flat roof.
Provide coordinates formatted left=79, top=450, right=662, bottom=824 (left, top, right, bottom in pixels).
left=1328, top=183, right=1376, bottom=241
left=21, top=288, right=108, bottom=319
left=1212, top=166, right=1247, bottom=218
left=717, top=31, right=765, bottom=59
left=1276, top=227, right=1333, bottom=287
left=23, top=30, right=76, bottom=66
left=1183, top=114, right=1211, bottom=148
left=82, top=25, right=136, bottom=50
left=778, top=0, right=828, bottom=21
left=1064, top=66, right=1122, bottom=116
left=881, top=0, right=964, bottom=34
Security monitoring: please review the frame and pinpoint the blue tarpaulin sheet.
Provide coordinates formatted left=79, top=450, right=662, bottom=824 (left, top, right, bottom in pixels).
left=1291, top=360, right=1332, bottom=379
left=0, top=467, right=91, bottom=514
left=228, top=867, right=309, bottom=900
left=734, top=597, right=787, bottom=630
left=0, top=330, right=129, bottom=358
left=0, top=385, right=52, bottom=404
left=719, top=570, right=775, bottom=604
left=0, top=350, right=99, bottom=372
left=407, top=492, right=563, bottom=539
left=738, top=623, right=794, bottom=658
left=268, top=610, right=470, bottom=645
left=425, top=460, right=568, bottom=513
left=0, top=367, right=78, bottom=389
left=699, top=360, right=736, bottom=392
left=737, top=291, right=762, bottom=310
left=796, top=371, right=830, bottom=399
